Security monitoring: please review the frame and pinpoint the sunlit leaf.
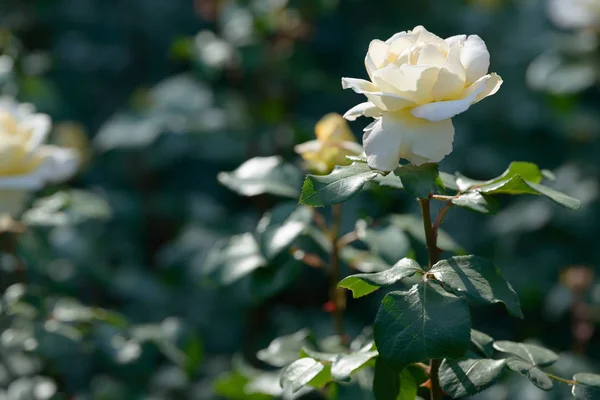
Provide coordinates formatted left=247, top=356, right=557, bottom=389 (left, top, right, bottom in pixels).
left=439, top=354, right=506, bottom=398
left=218, top=156, right=303, bottom=198
left=338, top=258, right=423, bottom=298
left=256, top=330, right=311, bottom=367
left=429, top=256, right=523, bottom=318
left=22, top=190, right=112, bottom=226
left=452, top=192, right=499, bottom=214
left=573, top=373, right=600, bottom=399
left=255, top=203, right=313, bottom=260
left=300, top=162, right=381, bottom=207
left=203, top=233, right=266, bottom=285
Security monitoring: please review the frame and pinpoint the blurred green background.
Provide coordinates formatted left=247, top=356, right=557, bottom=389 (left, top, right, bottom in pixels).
left=1, top=0, right=599, bottom=398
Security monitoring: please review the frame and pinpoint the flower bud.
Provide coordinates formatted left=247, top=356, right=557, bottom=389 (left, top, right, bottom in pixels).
left=295, top=113, right=363, bottom=175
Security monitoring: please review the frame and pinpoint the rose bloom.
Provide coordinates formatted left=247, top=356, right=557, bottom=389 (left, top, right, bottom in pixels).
left=0, top=97, right=79, bottom=216
left=294, top=113, right=363, bottom=174
left=548, top=0, right=600, bottom=30
left=342, top=25, right=502, bottom=171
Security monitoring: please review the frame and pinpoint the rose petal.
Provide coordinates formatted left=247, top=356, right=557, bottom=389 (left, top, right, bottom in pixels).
left=342, top=77, right=416, bottom=111
left=0, top=173, right=44, bottom=190
left=365, top=39, right=389, bottom=79
left=387, top=31, right=418, bottom=58
left=294, top=140, right=322, bottom=155
left=23, top=114, right=51, bottom=151
left=37, top=146, right=79, bottom=183
left=410, top=74, right=493, bottom=122
left=338, top=141, right=364, bottom=154
left=315, top=113, right=356, bottom=142
left=372, top=64, right=439, bottom=105
left=416, top=43, right=446, bottom=66
left=412, top=26, right=448, bottom=49
left=343, top=102, right=381, bottom=121
left=401, top=114, right=455, bottom=164
left=445, top=34, right=466, bottom=47
left=362, top=112, right=454, bottom=170
left=473, top=72, right=503, bottom=103
left=460, top=35, right=490, bottom=85
left=362, top=118, right=404, bottom=171
left=432, top=44, right=467, bottom=101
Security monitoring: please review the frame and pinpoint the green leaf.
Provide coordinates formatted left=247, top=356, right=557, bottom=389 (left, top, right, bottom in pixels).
left=299, top=162, right=381, bottom=206
left=487, top=162, right=544, bottom=185
left=203, top=233, right=266, bottom=285
left=470, top=330, right=494, bottom=358
left=22, top=190, right=112, bottom=226
left=255, top=203, right=313, bottom=260
left=439, top=172, right=459, bottom=191
left=373, top=358, right=419, bottom=400
left=452, top=192, right=499, bottom=214
left=374, top=172, right=404, bottom=189
left=280, top=358, right=325, bottom=393
left=478, top=177, right=580, bottom=209
left=439, top=356, right=506, bottom=398
left=213, top=371, right=271, bottom=400
left=394, top=163, right=440, bottom=198
left=256, top=329, right=311, bottom=367
left=505, top=358, right=553, bottom=391
left=495, top=341, right=559, bottom=391
left=331, top=351, right=378, bottom=381
left=340, top=247, right=392, bottom=273
left=455, top=162, right=580, bottom=210
left=338, top=258, right=423, bottom=298
left=493, top=341, right=559, bottom=367
left=218, top=156, right=302, bottom=198
left=245, top=371, right=288, bottom=397
left=250, top=257, right=302, bottom=301
left=358, top=223, right=411, bottom=266
left=573, top=373, right=600, bottom=399
left=430, top=256, right=523, bottom=318
left=299, top=348, right=339, bottom=363
left=456, top=162, right=543, bottom=191
left=346, top=154, right=368, bottom=163
left=374, top=282, right=471, bottom=370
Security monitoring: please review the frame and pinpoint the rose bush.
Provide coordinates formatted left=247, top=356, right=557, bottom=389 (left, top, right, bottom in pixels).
left=0, top=97, right=79, bottom=216
left=294, top=113, right=363, bottom=174
left=342, top=25, right=502, bottom=170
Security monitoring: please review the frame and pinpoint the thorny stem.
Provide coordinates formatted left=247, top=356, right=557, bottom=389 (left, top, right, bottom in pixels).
left=419, top=197, right=443, bottom=400
left=330, top=204, right=346, bottom=338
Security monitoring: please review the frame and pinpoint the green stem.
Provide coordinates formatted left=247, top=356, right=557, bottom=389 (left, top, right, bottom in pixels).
left=433, top=201, right=453, bottom=243
left=419, top=197, right=443, bottom=400
left=546, top=373, right=577, bottom=386
left=330, top=204, right=345, bottom=338
left=419, top=198, right=439, bottom=269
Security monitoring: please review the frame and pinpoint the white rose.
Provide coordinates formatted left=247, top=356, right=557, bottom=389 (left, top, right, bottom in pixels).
left=0, top=97, right=79, bottom=217
left=548, top=0, right=600, bottom=30
left=341, top=25, right=502, bottom=171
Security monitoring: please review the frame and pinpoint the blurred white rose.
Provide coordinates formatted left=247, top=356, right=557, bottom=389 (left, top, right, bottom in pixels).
left=0, top=97, right=79, bottom=217
left=342, top=25, right=502, bottom=171
left=548, top=0, right=600, bottom=30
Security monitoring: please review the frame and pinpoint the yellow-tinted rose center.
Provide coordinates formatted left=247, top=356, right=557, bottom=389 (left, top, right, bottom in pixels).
left=0, top=112, right=44, bottom=176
